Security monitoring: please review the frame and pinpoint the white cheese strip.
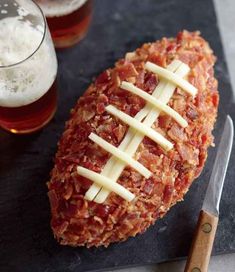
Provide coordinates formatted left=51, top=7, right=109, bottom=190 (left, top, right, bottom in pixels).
left=106, top=105, right=174, bottom=151
left=89, top=133, right=152, bottom=178
left=94, top=62, right=190, bottom=203
left=77, top=166, right=135, bottom=202
left=121, top=81, right=188, bottom=128
left=85, top=60, right=182, bottom=201
left=145, top=61, right=197, bottom=96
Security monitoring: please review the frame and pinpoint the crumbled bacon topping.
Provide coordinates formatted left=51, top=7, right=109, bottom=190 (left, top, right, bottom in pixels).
left=48, top=31, right=219, bottom=248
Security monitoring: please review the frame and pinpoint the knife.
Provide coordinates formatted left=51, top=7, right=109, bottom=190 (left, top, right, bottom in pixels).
left=185, top=115, right=234, bottom=272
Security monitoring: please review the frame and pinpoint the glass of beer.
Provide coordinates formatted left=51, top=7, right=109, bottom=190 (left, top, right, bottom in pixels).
left=36, top=0, right=93, bottom=48
left=0, top=0, right=58, bottom=134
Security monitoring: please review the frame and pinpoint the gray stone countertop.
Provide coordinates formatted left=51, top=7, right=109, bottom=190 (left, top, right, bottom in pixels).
left=108, top=0, right=235, bottom=271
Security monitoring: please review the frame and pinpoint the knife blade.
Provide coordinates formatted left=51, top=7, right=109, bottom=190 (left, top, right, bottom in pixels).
left=202, top=115, right=234, bottom=216
left=185, top=115, right=234, bottom=272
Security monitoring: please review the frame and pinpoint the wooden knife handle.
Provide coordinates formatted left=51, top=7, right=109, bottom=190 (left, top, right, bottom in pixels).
left=184, top=210, right=219, bottom=272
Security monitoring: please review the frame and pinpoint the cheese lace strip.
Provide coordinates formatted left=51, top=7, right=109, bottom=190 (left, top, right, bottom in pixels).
left=120, top=81, right=188, bottom=128
left=93, top=62, right=191, bottom=203
left=145, top=61, right=197, bottom=96
left=77, top=166, right=135, bottom=202
left=106, top=105, right=174, bottom=151
left=85, top=60, right=182, bottom=201
left=89, top=133, right=152, bottom=178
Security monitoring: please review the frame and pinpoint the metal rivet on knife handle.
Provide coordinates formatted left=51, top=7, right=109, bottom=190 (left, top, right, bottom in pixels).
left=202, top=223, right=212, bottom=233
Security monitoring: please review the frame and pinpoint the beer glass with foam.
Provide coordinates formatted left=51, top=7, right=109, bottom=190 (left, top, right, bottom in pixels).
left=0, top=0, right=58, bottom=134
left=36, top=0, right=92, bottom=48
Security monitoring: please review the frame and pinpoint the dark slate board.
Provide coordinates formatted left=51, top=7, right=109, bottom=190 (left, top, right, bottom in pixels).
left=0, top=0, right=235, bottom=271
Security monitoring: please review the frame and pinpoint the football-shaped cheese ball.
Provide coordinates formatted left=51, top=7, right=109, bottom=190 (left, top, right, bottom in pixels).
left=48, top=31, right=219, bottom=247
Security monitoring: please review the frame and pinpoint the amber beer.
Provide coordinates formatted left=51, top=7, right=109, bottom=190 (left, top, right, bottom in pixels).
left=0, top=83, right=57, bottom=134
left=37, top=0, right=92, bottom=48
left=0, top=0, right=58, bottom=134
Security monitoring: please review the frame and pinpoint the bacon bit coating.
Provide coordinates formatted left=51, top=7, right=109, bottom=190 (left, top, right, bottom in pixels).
left=48, top=31, right=219, bottom=247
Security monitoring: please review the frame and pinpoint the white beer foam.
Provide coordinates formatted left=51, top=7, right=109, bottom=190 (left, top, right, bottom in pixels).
left=0, top=18, right=57, bottom=108
left=37, top=0, right=87, bottom=18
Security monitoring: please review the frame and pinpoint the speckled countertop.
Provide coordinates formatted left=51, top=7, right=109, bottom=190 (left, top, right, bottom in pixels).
left=109, top=0, right=235, bottom=271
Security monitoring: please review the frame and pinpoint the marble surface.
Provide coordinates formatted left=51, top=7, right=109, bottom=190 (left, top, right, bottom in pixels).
left=108, top=252, right=235, bottom=271
left=215, top=0, right=235, bottom=95
left=108, top=0, right=235, bottom=271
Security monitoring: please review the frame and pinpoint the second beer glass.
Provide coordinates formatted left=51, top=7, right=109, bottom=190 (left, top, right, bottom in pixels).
left=36, top=0, right=93, bottom=48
